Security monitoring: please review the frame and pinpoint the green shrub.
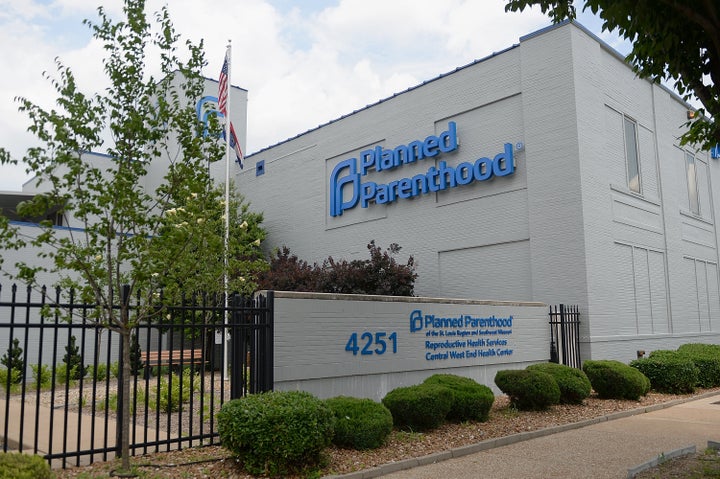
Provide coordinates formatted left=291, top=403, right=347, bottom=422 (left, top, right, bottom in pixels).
left=631, top=354, right=698, bottom=394
left=54, top=364, right=69, bottom=385
left=0, top=452, right=52, bottom=479
left=382, top=384, right=452, bottom=431
left=582, top=360, right=650, bottom=400
left=92, top=363, right=108, bottom=380
left=527, top=363, right=592, bottom=404
left=422, top=374, right=494, bottom=422
left=150, top=369, right=199, bottom=413
left=325, top=396, right=393, bottom=450
left=0, top=369, right=22, bottom=391
left=110, top=362, right=120, bottom=379
left=494, top=369, right=560, bottom=410
left=217, top=390, right=335, bottom=476
left=677, top=343, right=720, bottom=388
left=30, top=365, right=52, bottom=389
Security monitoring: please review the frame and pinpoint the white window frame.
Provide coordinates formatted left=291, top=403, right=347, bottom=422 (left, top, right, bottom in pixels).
left=623, top=116, right=641, bottom=194
left=685, top=150, right=700, bottom=216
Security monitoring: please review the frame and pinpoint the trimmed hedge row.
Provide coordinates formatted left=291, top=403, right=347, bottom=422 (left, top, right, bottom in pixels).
left=423, top=374, right=494, bottom=422
left=631, top=353, right=698, bottom=394
left=325, top=396, right=393, bottom=450
left=527, top=362, right=592, bottom=404
left=495, top=369, right=560, bottom=410
left=583, top=360, right=650, bottom=400
left=381, top=374, right=494, bottom=432
left=494, top=362, right=592, bottom=410
left=677, top=343, right=720, bottom=388
left=216, top=344, right=716, bottom=475
left=217, top=390, right=335, bottom=476
left=628, top=343, right=720, bottom=393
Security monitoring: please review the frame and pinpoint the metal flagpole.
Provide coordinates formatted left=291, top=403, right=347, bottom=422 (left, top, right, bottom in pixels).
left=223, top=41, right=232, bottom=381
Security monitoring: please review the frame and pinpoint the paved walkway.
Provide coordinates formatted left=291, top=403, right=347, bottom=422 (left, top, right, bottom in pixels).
left=329, top=391, right=720, bottom=479
left=0, top=397, right=169, bottom=468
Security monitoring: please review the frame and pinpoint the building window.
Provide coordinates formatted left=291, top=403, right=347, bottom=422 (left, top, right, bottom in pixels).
left=623, top=116, right=641, bottom=193
left=685, top=151, right=700, bottom=215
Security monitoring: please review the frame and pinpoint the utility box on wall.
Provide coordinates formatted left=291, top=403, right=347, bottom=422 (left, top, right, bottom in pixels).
left=269, top=291, right=549, bottom=400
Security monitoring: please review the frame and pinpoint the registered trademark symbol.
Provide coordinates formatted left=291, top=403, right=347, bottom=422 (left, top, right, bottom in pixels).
left=516, top=142, right=524, bottom=151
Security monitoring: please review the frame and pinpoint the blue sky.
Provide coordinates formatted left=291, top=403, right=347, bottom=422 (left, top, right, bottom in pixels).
left=0, top=0, right=629, bottom=190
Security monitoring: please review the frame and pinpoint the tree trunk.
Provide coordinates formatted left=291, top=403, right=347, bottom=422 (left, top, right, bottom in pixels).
left=119, top=312, right=132, bottom=471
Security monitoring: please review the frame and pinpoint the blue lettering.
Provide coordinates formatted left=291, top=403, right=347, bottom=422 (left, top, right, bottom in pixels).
left=455, top=162, right=474, bottom=185
left=439, top=121, right=458, bottom=152
left=423, top=135, right=440, bottom=157
left=328, top=121, right=517, bottom=217
left=411, top=173, right=429, bottom=196
left=379, top=146, right=394, bottom=171
left=397, top=178, right=412, bottom=199
left=493, top=143, right=515, bottom=176
left=375, top=183, right=389, bottom=204
left=360, top=182, right=377, bottom=207
left=437, top=161, right=456, bottom=190
left=410, top=310, right=423, bottom=332
left=473, top=157, right=492, bottom=181
left=359, top=149, right=375, bottom=175
left=329, top=158, right=360, bottom=217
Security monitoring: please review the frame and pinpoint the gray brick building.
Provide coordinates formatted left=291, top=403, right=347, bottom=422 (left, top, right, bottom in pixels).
left=235, top=21, right=720, bottom=363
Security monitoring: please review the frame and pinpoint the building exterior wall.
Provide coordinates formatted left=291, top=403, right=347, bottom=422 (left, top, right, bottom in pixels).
left=237, top=22, right=720, bottom=364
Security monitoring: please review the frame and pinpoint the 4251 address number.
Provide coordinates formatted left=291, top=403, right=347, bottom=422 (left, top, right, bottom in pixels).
left=345, top=331, right=398, bottom=356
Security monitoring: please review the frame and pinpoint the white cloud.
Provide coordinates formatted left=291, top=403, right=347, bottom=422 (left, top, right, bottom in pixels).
left=0, top=0, right=620, bottom=190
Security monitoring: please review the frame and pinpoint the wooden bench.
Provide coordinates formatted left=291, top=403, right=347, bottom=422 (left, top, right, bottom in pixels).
left=140, top=349, right=205, bottom=376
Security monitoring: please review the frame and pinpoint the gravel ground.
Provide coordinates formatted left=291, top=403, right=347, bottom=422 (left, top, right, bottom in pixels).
left=633, top=447, right=720, bottom=478
left=14, top=372, right=231, bottom=441
left=52, top=387, right=720, bottom=479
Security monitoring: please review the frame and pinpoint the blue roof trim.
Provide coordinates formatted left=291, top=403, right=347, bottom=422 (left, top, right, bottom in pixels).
left=9, top=221, right=87, bottom=233
left=247, top=43, right=520, bottom=158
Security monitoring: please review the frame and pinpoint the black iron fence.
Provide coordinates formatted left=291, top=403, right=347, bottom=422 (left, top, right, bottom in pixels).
left=549, top=304, right=581, bottom=369
left=0, top=283, right=273, bottom=468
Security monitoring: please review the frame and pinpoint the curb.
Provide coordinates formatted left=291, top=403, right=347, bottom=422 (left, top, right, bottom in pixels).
left=626, top=440, right=720, bottom=479
left=626, top=445, right=697, bottom=478
left=322, top=390, right=720, bottom=479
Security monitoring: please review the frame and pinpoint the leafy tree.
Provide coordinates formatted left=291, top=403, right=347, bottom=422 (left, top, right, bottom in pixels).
left=505, top=0, right=720, bottom=148
left=0, top=0, right=265, bottom=471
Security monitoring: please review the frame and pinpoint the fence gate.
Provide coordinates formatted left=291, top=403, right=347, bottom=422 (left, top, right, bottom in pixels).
left=549, top=304, right=581, bottom=369
left=229, top=291, right=274, bottom=399
left=0, top=283, right=274, bottom=468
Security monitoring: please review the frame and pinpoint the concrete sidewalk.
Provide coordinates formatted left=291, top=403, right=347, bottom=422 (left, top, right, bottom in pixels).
left=330, top=391, right=720, bottom=479
left=0, top=397, right=170, bottom=468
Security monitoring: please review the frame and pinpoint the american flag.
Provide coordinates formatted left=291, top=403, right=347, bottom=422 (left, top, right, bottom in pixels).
left=218, top=51, right=229, bottom=115
left=218, top=49, right=243, bottom=168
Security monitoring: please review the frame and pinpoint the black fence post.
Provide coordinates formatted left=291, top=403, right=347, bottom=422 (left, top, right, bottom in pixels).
left=264, top=290, right=274, bottom=392
left=549, top=304, right=581, bottom=369
left=230, top=293, right=242, bottom=400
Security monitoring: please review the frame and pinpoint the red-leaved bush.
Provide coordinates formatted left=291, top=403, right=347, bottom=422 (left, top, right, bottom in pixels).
left=257, top=241, right=417, bottom=296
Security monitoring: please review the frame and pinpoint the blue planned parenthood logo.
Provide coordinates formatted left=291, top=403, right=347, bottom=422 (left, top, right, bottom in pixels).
left=409, top=309, right=513, bottom=333
left=329, top=122, right=517, bottom=217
